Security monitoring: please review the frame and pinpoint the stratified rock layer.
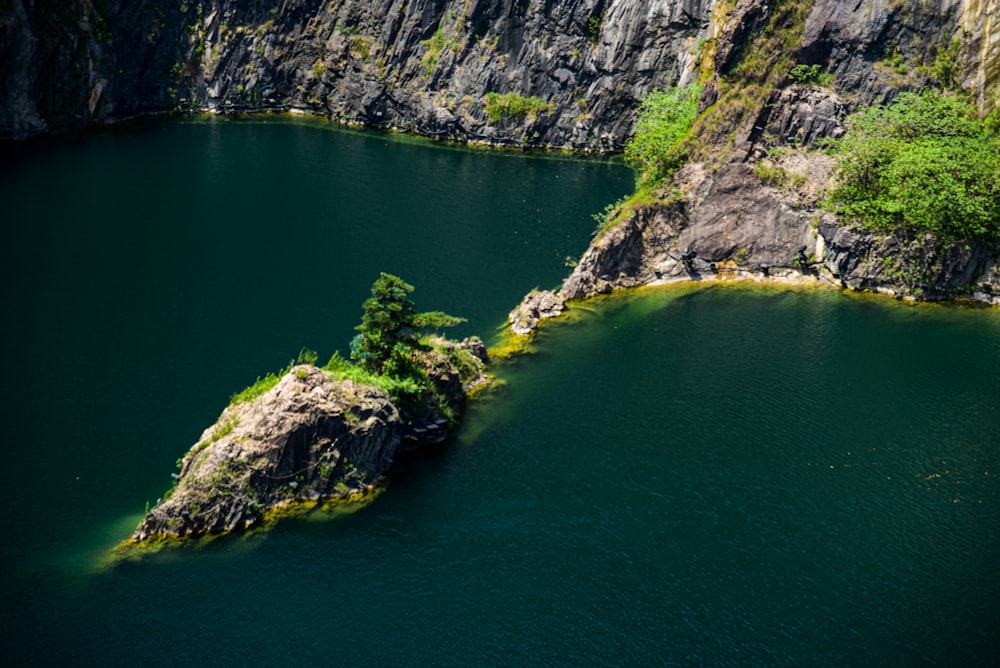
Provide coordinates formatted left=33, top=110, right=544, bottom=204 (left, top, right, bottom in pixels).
left=1, top=0, right=713, bottom=146
left=8, top=0, right=992, bottom=143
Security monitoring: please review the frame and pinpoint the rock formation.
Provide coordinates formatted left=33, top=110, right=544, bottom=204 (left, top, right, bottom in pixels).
left=1, top=0, right=715, bottom=146
left=507, top=0, right=1000, bottom=327
left=129, top=337, right=488, bottom=543
left=2, top=1, right=996, bottom=143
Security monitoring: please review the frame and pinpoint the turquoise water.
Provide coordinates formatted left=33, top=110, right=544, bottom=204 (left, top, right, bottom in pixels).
left=2, top=120, right=999, bottom=665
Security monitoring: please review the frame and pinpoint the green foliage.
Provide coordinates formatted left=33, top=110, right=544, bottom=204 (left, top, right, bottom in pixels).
left=212, top=417, right=238, bottom=441
left=91, top=0, right=113, bottom=44
left=623, top=85, right=703, bottom=188
left=351, top=34, right=372, bottom=61
left=420, top=27, right=452, bottom=75
left=931, top=38, right=960, bottom=90
left=483, top=92, right=554, bottom=123
left=753, top=161, right=789, bottom=186
left=325, top=351, right=407, bottom=395
left=752, top=158, right=806, bottom=188
left=229, top=348, right=317, bottom=404
left=587, top=14, right=602, bottom=43
left=220, top=275, right=473, bottom=428
left=229, top=370, right=284, bottom=405
left=350, top=273, right=465, bottom=378
left=296, top=348, right=318, bottom=365
left=590, top=188, right=665, bottom=239
left=592, top=200, right=626, bottom=237
left=789, top=63, right=832, bottom=86
left=830, top=90, right=1000, bottom=241
left=688, top=0, right=811, bottom=161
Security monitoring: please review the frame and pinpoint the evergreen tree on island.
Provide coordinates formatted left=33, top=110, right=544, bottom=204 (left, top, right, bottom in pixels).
left=350, top=272, right=465, bottom=379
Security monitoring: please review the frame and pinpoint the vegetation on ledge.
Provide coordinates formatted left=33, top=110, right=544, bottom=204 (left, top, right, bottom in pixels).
left=830, top=90, right=1000, bottom=242
left=623, top=84, right=703, bottom=191
left=483, top=92, right=554, bottom=123
left=227, top=272, right=478, bottom=420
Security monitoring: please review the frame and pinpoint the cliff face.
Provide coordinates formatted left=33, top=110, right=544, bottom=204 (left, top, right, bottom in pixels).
left=2, top=0, right=713, bottom=146
left=506, top=0, right=1000, bottom=326
left=3, top=0, right=997, bottom=140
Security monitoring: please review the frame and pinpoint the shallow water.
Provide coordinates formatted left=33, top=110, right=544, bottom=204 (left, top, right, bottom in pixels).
left=1, top=120, right=998, bottom=665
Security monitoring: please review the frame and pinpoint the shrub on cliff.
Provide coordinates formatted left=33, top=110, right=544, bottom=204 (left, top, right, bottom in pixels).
left=624, top=84, right=703, bottom=190
left=830, top=90, right=1000, bottom=241
left=483, top=92, right=553, bottom=123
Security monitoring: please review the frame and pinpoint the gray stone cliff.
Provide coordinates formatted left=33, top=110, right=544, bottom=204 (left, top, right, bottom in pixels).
left=3, top=1, right=996, bottom=141
left=510, top=0, right=1000, bottom=324
left=2, top=0, right=715, bottom=147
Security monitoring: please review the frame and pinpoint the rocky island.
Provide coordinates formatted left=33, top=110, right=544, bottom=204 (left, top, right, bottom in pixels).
left=124, top=274, right=489, bottom=545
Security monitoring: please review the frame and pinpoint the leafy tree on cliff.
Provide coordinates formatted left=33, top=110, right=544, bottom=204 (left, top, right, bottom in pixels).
left=350, top=273, right=465, bottom=379
left=624, top=84, right=703, bottom=189
left=830, top=90, right=1000, bottom=241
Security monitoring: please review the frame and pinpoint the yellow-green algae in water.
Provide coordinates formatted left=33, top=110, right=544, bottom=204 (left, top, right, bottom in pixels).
left=493, top=276, right=999, bottom=364
left=107, top=486, right=384, bottom=566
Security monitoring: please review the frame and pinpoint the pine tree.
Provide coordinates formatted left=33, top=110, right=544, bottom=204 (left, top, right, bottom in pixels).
left=350, top=273, right=465, bottom=377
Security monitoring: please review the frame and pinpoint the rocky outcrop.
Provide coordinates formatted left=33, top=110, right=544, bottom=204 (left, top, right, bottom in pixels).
left=804, top=0, right=999, bottom=112
left=130, top=338, right=488, bottom=542
left=133, top=367, right=400, bottom=540
left=501, top=0, right=999, bottom=334
left=819, top=221, right=1000, bottom=302
left=557, top=155, right=836, bottom=302
left=508, top=289, right=565, bottom=335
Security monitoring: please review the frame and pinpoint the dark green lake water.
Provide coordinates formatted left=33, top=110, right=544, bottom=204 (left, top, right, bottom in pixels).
left=2, top=119, right=999, bottom=666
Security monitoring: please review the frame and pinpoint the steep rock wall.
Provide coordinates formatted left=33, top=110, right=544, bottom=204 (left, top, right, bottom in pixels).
left=2, top=0, right=997, bottom=141
left=1, top=0, right=715, bottom=146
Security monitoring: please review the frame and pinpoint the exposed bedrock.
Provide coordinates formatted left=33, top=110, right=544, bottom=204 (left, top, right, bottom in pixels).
left=7, top=0, right=993, bottom=142
left=1, top=0, right=714, bottom=146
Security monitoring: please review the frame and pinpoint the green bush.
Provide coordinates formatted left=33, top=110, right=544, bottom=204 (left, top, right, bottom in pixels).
left=228, top=275, right=473, bottom=414
left=623, top=84, right=703, bottom=189
left=830, top=90, right=1000, bottom=241
left=483, top=92, right=553, bottom=123
left=789, top=63, right=832, bottom=86
left=420, top=27, right=451, bottom=75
